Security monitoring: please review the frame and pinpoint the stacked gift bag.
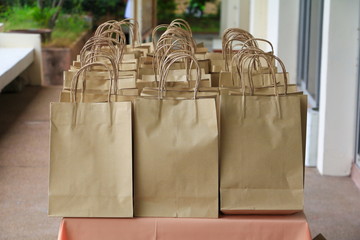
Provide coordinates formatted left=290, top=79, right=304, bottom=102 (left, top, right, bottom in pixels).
left=49, top=18, right=307, bottom=222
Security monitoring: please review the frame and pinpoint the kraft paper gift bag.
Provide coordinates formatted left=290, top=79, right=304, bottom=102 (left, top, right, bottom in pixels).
left=220, top=53, right=304, bottom=214
left=141, top=69, right=211, bottom=88
left=134, top=52, right=219, bottom=218
left=224, top=52, right=308, bottom=168
left=61, top=60, right=139, bottom=103
left=219, top=70, right=286, bottom=88
left=137, top=69, right=211, bottom=92
left=63, top=70, right=137, bottom=91
left=59, top=88, right=138, bottom=103
left=219, top=94, right=304, bottom=214
left=204, top=53, right=226, bottom=73
left=49, top=63, right=133, bottom=217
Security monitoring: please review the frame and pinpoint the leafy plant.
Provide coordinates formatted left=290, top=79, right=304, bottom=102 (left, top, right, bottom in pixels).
left=0, top=5, right=43, bottom=30
left=36, top=0, right=65, bottom=28
left=0, top=2, right=64, bottom=29
left=81, top=0, right=125, bottom=25
left=157, top=0, right=176, bottom=24
left=46, top=13, right=90, bottom=47
left=0, top=4, right=90, bottom=47
left=62, top=0, right=83, bottom=14
left=30, top=6, right=58, bottom=27
left=185, top=15, right=219, bottom=33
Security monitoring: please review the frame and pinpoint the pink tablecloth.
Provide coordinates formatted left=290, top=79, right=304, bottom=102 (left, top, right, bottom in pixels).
left=58, top=212, right=312, bottom=240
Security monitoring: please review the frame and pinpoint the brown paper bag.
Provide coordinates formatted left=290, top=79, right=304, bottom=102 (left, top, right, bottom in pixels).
left=136, top=68, right=211, bottom=92
left=139, top=59, right=210, bottom=73
left=228, top=88, right=308, bottom=184
left=134, top=52, right=219, bottom=218
left=49, top=63, right=133, bottom=217
left=220, top=53, right=304, bottom=214
left=219, top=71, right=286, bottom=88
left=59, top=88, right=138, bottom=103
left=63, top=70, right=137, bottom=91
left=211, top=72, right=220, bottom=87
left=134, top=98, right=219, bottom=218
left=140, top=69, right=211, bottom=88
left=219, top=94, right=304, bottom=214
left=205, top=53, right=226, bottom=73
left=71, top=58, right=138, bottom=72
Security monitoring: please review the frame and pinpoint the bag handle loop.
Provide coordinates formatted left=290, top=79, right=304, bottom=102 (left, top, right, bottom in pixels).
left=71, top=62, right=114, bottom=103
left=159, top=51, right=200, bottom=99
left=152, top=24, right=169, bottom=48
left=169, top=19, right=192, bottom=36
left=238, top=53, right=288, bottom=96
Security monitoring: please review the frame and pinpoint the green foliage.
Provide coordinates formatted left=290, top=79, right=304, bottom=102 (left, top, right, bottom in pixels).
left=0, top=0, right=36, bottom=8
left=47, top=13, right=90, bottom=47
left=30, top=6, right=58, bottom=27
left=0, top=5, right=43, bottom=30
left=81, top=0, right=125, bottom=24
left=0, top=5, right=59, bottom=29
left=157, top=0, right=176, bottom=24
left=156, top=0, right=220, bottom=33
left=0, top=4, right=90, bottom=47
left=62, top=0, right=84, bottom=14
left=185, top=15, right=219, bottom=33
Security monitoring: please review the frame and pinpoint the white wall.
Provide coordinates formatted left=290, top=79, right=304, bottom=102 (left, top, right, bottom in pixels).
left=317, top=0, right=359, bottom=176
left=249, top=0, right=299, bottom=83
left=249, top=0, right=269, bottom=51
left=220, top=0, right=250, bottom=35
left=239, top=0, right=250, bottom=32
left=266, top=0, right=279, bottom=55
left=277, top=0, right=300, bottom=84
left=249, top=0, right=279, bottom=54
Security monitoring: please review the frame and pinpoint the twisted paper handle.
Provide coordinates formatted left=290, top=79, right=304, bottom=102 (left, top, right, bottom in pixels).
left=70, top=62, right=114, bottom=103
left=158, top=50, right=201, bottom=99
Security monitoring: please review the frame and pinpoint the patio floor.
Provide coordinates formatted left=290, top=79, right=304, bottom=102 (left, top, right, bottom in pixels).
left=0, top=86, right=359, bottom=240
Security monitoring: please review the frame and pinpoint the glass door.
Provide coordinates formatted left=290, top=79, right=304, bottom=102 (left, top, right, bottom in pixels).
left=356, top=79, right=360, bottom=167
left=356, top=3, right=360, bottom=168
left=356, top=123, right=360, bottom=167
left=297, top=0, right=324, bottom=108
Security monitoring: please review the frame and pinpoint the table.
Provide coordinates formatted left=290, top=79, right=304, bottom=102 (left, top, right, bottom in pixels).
left=58, top=212, right=312, bottom=240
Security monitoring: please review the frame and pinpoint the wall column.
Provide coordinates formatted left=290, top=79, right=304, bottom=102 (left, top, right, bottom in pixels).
left=317, top=0, right=359, bottom=176
left=277, top=0, right=300, bottom=83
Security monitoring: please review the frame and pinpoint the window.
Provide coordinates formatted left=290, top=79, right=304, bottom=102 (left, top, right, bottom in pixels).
left=297, top=0, right=323, bottom=108
left=356, top=76, right=360, bottom=166
left=356, top=9, right=360, bottom=168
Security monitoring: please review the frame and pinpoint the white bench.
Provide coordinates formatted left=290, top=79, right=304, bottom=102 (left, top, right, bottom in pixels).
left=0, top=33, right=43, bottom=92
left=0, top=47, right=34, bottom=91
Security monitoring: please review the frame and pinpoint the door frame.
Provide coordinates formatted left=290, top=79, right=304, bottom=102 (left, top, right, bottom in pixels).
left=355, top=3, right=360, bottom=168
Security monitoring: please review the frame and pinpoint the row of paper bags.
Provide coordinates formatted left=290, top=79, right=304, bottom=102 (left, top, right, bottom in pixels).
left=49, top=20, right=306, bottom=219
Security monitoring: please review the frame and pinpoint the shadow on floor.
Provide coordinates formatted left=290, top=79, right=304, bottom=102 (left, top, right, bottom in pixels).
left=0, top=87, right=43, bottom=136
left=0, top=86, right=62, bottom=240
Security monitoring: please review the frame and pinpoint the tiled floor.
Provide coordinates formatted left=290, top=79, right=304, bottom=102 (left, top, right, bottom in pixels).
left=0, top=86, right=360, bottom=240
left=0, top=86, right=61, bottom=240
left=304, top=167, right=360, bottom=239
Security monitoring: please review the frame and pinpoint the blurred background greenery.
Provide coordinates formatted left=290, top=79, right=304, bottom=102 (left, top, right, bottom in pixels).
left=157, top=0, right=220, bottom=33
left=0, top=0, right=220, bottom=46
